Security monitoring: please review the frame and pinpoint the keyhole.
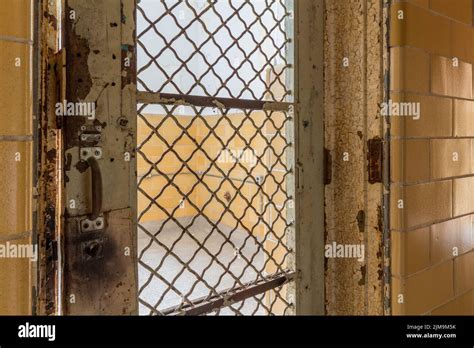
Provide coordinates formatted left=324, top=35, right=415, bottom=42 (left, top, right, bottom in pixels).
left=84, top=241, right=103, bottom=258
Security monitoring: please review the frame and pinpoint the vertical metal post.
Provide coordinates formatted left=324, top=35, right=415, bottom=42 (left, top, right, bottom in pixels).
left=294, top=0, right=325, bottom=315
left=36, top=0, right=62, bottom=315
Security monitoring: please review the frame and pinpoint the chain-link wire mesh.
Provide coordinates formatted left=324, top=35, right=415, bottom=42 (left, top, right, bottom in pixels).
left=137, top=0, right=295, bottom=316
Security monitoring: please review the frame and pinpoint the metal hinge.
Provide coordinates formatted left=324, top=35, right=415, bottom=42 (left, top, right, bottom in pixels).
left=367, top=137, right=384, bottom=184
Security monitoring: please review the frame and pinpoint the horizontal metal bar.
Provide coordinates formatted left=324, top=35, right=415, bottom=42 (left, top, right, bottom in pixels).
left=137, top=91, right=292, bottom=112
left=161, top=271, right=296, bottom=316
left=139, top=171, right=258, bottom=185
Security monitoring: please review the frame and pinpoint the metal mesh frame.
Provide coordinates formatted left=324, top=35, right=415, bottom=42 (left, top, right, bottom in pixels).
left=137, top=0, right=295, bottom=316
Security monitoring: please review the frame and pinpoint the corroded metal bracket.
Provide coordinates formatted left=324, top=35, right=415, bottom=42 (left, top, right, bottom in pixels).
left=368, top=137, right=384, bottom=184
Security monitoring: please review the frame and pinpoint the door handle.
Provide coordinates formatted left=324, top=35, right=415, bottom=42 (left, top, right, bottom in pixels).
left=87, top=156, right=103, bottom=220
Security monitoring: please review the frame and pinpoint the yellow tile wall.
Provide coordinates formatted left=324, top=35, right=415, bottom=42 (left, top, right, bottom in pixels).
left=138, top=111, right=285, bottom=256
left=0, top=0, right=33, bottom=315
left=391, top=0, right=474, bottom=315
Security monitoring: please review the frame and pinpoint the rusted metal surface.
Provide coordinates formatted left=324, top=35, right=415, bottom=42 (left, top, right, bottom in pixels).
left=365, top=0, right=388, bottom=314
left=368, top=137, right=384, bottom=184
left=324, top=0, right=388, bottom=315
left=63, top=208, right=136, bottom=314
left=137, top=92, right=292, bottom=112
left=382, top=0, right=391, bottom=316
left=62, top=0, right=137, bottom=315
left=36, top=0, right=62, bottom=315
left=161, top=272, right=296, bottom=316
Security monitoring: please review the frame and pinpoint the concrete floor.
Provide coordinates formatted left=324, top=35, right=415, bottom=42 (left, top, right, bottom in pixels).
left=138, top=216, right=266, bottom=315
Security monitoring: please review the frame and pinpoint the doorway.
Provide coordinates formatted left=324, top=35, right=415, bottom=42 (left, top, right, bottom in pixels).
left=136, top=0, right=296, bottom=315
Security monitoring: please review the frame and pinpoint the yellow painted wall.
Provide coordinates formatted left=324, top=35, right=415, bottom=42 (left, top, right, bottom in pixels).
left=0, top=0, right=33, bottom=315
left=391, top=0, right=474, bottom=315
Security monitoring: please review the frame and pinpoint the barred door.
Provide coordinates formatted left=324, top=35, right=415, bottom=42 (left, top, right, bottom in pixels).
left=136, top=0, right=296, bottom=315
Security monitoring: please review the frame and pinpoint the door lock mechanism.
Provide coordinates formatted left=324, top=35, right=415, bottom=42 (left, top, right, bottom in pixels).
left=79, top=216, right=105, bottom=233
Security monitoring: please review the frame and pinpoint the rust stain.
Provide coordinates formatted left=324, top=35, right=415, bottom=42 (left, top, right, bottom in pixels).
left=65, top=9, right=93, bottom=100
left=356, top=210, right=365, bottom=233
left=60, top=1, right=138, bottom=315
left=377, top=204, right=383, bottom=233
left=37, top=1, right=63, bottom=314
left=324, top=0, right=386, bottom=315
left=63, top=5, right=93, bottom=150
left=43, top=10, right=58, bottom=30
left=367, top=137, right=383, bottom=184
left=358, top=265, right=366, bottom=286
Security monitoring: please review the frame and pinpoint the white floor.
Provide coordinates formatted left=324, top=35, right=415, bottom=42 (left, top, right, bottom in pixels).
left=138, top=216, right=267, bottom=315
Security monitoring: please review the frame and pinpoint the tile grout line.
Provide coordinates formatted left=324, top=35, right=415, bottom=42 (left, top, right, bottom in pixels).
left=0, top=230, right=33, bottom=242
left=0, top=135, right=33, bottom=142
left=0, top=35, right=33, bottom=45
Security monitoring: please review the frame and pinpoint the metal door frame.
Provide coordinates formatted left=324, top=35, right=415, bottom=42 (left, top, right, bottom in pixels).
left=135, top=0, right=325, bottom=316
left=36, top=0, right=324, bottom=316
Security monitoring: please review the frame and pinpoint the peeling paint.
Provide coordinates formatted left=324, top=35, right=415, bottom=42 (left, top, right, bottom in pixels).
left=37, top=0, right=63, bottom=315
left=358, top=265, right=367, bottom=286
left=324, top=0, right=387, bottom=315
left=61, top=0, right=138, bottom=315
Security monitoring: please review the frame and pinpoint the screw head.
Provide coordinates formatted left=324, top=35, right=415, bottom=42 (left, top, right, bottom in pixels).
left=118, top=117, right=128, bottom=128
